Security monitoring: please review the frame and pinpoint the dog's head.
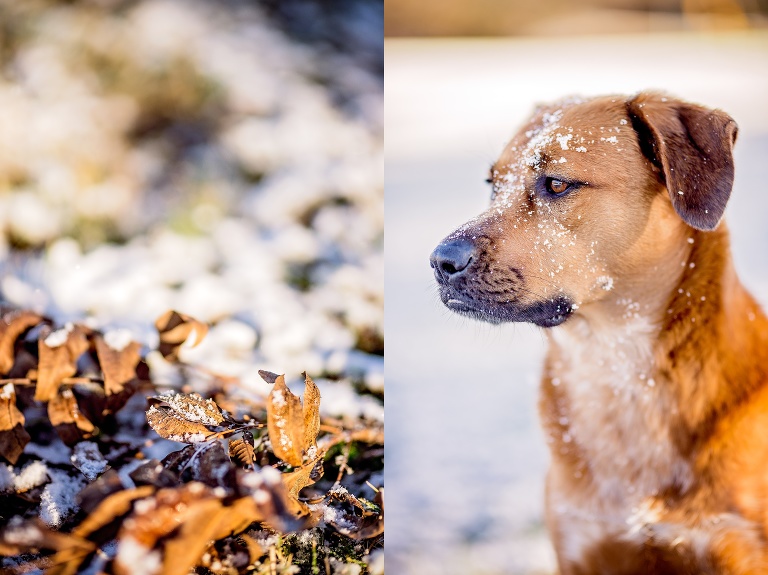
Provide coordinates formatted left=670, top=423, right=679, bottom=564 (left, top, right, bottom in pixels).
left=430, top=93, right=738, bottom=327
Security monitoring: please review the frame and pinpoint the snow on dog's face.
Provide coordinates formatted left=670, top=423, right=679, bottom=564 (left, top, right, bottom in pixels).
left=430, top=93, right=737, bottom=327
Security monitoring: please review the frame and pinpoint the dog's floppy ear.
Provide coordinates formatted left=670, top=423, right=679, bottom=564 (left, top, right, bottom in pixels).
left=626, top=93, right=738, bottom=231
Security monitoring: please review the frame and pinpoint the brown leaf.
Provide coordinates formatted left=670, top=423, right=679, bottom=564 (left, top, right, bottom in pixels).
left=113, top=483, right=264, bottom=575
left=146, top=405, right=214, bottom=443
left=281, top=455, right=324, bottom=517
left=35, top=324, right=89, bottom=402
left=329, top=488, right=384, bottom=541
left=48, top=389, right=95, bottom=446
left=302, top=372, right=321, bottom=453
left=154, top=310, right=208, bottom=362
left=153, top=391, right=225, bottom=426
left=73, top=485, right=156, bottom=540
left=266, top=375, right=304, bottom=466
left=94, top=334, right=142, bottom=396
left=229, top=437, right=256, bottom=468
left=0, top=383, right=30, bottom=464
left=0, top=310, right=43, bottom=374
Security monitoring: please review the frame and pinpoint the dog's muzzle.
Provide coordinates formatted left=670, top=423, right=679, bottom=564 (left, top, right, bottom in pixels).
left=430, top=236, right=574, bottom=328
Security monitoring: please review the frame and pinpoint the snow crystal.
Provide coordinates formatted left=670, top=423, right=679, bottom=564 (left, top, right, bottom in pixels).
left=104, top=329, right=134, bottom=352
left=0, top=382, right=13, bottom=399
left=14, top=461, right=49, bottom=492
left=158, top=392, right=222, bottom=426
left=44, top=323, right=74, bottom=347
left=71, top=441, right=109, bottom=480
left=596, top=276, right=614, bottom=291
left=39, top=468, right=86, bottom=527
left=117, top=536, right=162, bottom=575
left=555, top=133, right=572, bottom=150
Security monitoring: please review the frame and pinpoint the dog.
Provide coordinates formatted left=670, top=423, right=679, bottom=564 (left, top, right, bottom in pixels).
left=430, top=92, right=768, bottom=574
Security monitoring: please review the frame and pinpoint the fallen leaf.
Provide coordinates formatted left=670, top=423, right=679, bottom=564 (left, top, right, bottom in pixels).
left=152, top=391, right=225, bottom=426
left=0, top=310, right=43, bottom=374
left=229, top=435, right=256, bottom=469
left=48, top=388, right=95, bottom=446
left=154, top=310, right=208, bottom=362
left=146, top=405, right=214, bottom=443
left=0, top=383, right=30, bottom=464
left=266, top=375, right=304, bottom=466
left=302, top=372, right=321, bottom=454
left=281, top=455, right=324, bottom=517
left=35, top=324, right=89, bottom=402
left=94, top=334, right=142, bottom=396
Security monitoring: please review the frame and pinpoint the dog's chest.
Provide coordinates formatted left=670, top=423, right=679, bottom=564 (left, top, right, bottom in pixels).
left=546, top=318, right=693, bottom=539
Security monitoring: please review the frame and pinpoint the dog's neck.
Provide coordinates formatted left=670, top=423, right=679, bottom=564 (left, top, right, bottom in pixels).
left=543, top=221, right=768, bottom=503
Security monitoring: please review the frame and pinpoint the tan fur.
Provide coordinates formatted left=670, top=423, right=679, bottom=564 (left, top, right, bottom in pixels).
left=431, top=93, right=768, bottom=574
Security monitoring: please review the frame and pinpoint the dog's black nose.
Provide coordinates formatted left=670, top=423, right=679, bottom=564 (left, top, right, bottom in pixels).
left=430, top=238, right=475, bottom=277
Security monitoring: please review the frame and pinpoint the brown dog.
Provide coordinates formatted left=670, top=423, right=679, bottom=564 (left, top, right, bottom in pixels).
left=430, top=92, right=768, bottom=574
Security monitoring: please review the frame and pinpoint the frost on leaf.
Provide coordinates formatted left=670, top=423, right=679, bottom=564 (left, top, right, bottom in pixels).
left=35, top=324, right=89, bottom=402
left=0, top=383, right=31, bottom=464
left=94, top=334, right=142, bottom=396
left=265, top=374, right=305, bottom=467
left=153, top=391, right=225, bottom=426
left=48, top=388, right=95, bottom=446
left=146, top=405, right=214, bottom=443
left=0, top=310, right=43, bottom=374
left=154, top=310, right=208, bottom=362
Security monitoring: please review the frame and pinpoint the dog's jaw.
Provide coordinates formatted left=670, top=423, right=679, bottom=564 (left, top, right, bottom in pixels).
left=436, top=283, right=575, bottom=327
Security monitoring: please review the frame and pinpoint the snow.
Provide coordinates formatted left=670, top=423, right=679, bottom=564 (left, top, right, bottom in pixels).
left=104, top=329, right=135, bottom=352
left=116, top=536, right=162, bottom=575
left=44, top=323, right=74, bottom=348
left=71, top=441, right=109, bottom=481
left=39, top=468, right=87, bottom=527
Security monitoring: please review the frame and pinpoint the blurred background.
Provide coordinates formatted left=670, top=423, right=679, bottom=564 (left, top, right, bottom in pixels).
left=385, top=1, right=768, bottom=574
left=0, top=0, right=383, bottom=497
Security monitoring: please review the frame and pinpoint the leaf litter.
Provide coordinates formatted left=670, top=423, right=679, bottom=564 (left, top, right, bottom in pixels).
left=0, top=308, right=383, bottom=574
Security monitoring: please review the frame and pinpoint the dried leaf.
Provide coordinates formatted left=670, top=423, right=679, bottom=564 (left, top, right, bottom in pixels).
left=0, top=310, right=43, bottom=374
left=113, top=483, right=264, bottom=575
left=190, top=441, right=234, bottom=488
left=229, top=437, right=256, bottom=468
left=258, top=370, right=280, bottom=384
left=35, top=324, right=89, bottom=402
left=73, top=485, right=156, bottom=540
left=48, top=389, right=95, bottom=446
left=154, top=310, right=208, bottom=362
left=94, top=334, right=142, bottom=396
left=282, top=456, right=324, bottom=517
left=266, top=375, right=304, bottom=466
left=0, top=383, right=30, bottom=464
left=302, top=372, right=321, bottom=453
left=153, top=391, right=225, bottom=426
left=146, top=405, right=214, bottom=443
left=328, top=488, right=384, bottom=541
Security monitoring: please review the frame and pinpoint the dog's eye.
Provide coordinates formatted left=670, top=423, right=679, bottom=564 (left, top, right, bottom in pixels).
left=546, top=178, right=571, bottom=195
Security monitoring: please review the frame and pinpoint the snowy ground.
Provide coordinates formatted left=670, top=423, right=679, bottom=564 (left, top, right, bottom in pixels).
left=386, top=33, right=768, bottom=575
left=0, top=2, right=383, bottom=570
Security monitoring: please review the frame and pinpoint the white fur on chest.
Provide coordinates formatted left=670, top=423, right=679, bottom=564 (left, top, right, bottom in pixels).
left=546, top=315, right=693, bottom=562
left=549, top=315, right=691, bottom=501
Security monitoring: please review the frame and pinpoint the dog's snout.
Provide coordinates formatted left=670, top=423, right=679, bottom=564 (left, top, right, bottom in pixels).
left=430, top=238, right=475, bottom=278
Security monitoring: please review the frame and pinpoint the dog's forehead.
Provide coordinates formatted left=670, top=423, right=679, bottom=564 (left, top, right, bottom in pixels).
left=494, top=96, right=632, bottom=173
